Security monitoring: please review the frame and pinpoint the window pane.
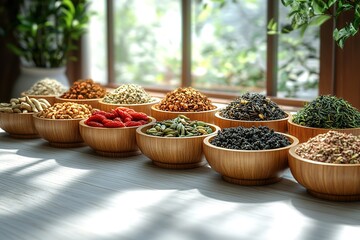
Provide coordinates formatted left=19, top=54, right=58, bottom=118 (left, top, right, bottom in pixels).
left=277, top=3, right=320, bottom=99
left=88, top=0, right=107, bottom=84
left=113, top=0, right=181, bottom=88
left=192, top=0, right=267, bottom=94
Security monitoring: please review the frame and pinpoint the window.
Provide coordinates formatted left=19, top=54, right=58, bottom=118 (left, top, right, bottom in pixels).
left=88, top=0, right=321, bottom=105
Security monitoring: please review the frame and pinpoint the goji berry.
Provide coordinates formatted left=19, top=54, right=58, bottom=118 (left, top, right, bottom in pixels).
left=102, top=118, right=113, bottom=125
left=138, top=120, right=148, bottom=125
left=111, top=109, right=119, bottom=117
left=113, top=117, right=123, bottom=122
left=129, top=111, right=148, bottom=121
left=125, top=121, right=143, bottom=127
left=87, top=114, right=106, bottom=122
left=115, top=108, right=133, bottom=122
left=92, top=110, right=107, bottom=115
left=105, top=112, right=117, bottom=119
left=104, top=120, right=125, bottom=128
left=86, top=121, right=104, bottom=127
left=124, top=117, right=132, bottom=123
left=116, top=107, right=135, bottom=113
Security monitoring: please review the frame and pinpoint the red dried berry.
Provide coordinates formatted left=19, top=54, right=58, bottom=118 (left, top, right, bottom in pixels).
left=113, top=117, right=123, bottom=122
left=104, top=120, right=125, bottom=128
left=129, top=111, right=148, bottom=121
left=86, top=121, right=104, bottom=127
left=138, top=120, right=148, bottom=125
left=87, top=114, right=106, bottom=123
left=125, top=121, right=143, bottom=127
left=105, top=112, right=117, bottom=119
left=92, top=110, right=107, bottom=115
left=115, top=108, right=133, bottom=122
left=116, top=107, right=135, bottom=113
left=102, top=118, right=113, bottom=124
left=111, top=109, right=119, bottom=117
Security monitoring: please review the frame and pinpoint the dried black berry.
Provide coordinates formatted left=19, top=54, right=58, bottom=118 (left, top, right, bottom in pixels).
left=210, top=126, right=291, bottom=150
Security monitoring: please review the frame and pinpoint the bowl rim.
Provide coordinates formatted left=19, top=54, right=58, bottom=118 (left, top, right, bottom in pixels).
left=54, top=96, right=103, bottom=101
left=203, top=132, right=299, bottom=153
left=289, top=144, right=360, bottom=166
left=79, top=116, right=156, bottom=129
left=32, top=112, right=87, bottom=121
left=0, top=111, right=35, bottom=116
left=136, top=121, right=221, bottom=140
left=98, top=97, right=161, bottom=106
left=215, top=111, right=289, bottom=123
left=287, top=116, right=360, bottom=131
left=151, top=104, right=219, bottom=113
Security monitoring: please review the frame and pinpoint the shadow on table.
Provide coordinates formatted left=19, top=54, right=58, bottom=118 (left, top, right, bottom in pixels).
left=290, top=193, right=360, bottom=226
left=197, top=171, right=304, bottom=203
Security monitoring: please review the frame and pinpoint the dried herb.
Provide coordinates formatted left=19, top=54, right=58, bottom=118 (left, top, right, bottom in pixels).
left=220, top=92, right=287, bottom=121
left=210, top=126, right=291, bottom=150
left=293, top=95, right=360, bottom=128
left=296, top=131, right=360, bottom=164
left=60, top=79, right=106, bottom=99
left=103, top=84, right=153, bottom=104
left=156, top=87, right=216, bottom=112
left=146, top=115, right=213, bottom=137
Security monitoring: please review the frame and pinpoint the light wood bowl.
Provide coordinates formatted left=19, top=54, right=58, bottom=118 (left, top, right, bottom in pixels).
left=55, top=96, right=102, bottom=109
left=289, top=145, right=360, bottom=201
left=0, top=112, right=39, bottom=138
left=136, top=123, right=221, bottom=169
left=288, top=118, right=360, bottom=143
left=203, top=133, right=299, bottom=185
left=79, top=117, right=156, bottom=157
left=214, top=111, right=289, bottom=132
left=33, top=114, right=85, bottom=147
left=98, top=98, right=160, bottom=115
left=150, top=104, right=219, bottom=123
left=21, top=92, right=56, bottom=105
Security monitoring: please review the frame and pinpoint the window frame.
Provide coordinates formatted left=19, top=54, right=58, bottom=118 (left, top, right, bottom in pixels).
left=102, top=0, right=330, bottom=107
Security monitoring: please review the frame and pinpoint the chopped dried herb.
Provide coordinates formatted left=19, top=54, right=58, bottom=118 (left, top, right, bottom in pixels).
left=103, top=84, right=153, bottom=104
left=220, top=92, right=287, bottom=121
left=210, top=126, right=291, bottom=150
left=295, top=131, right=360, bottom=164
left=156, top=87, right=216, bottom=112
left=292, top=95, right=360, bottom=128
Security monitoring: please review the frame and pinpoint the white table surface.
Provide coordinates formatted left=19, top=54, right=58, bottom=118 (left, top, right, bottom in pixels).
left=0, top=129, right=359, bottom=240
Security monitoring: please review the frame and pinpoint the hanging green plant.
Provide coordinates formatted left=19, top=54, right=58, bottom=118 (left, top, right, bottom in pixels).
left=268, top=0, right=360, bottom=48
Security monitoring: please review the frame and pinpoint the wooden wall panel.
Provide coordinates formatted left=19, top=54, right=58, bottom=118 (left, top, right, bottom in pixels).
left=334, top=12, right=360, bottom=109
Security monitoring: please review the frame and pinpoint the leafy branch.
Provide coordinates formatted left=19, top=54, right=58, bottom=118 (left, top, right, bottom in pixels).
left=268, top=0, right=360, bottom=48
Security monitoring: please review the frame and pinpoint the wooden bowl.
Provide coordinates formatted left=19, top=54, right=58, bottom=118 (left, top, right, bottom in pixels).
left=150, top=104, right=219, bottom=123
left=33, top=114, right=85, bottom=147
left=288, top=118, right=360, bottom=143
left=0, top=112, right=39, bottom=138
left=214, top=111, right=289, bottom=132
left=21, top=92, right=56, bottom=105
left=79, top=117, right=156, bottom=157
left=55, top=96, right=102, bottom=109
left=98, top=98, right=161, bottom=115
left=136, top=123, right=221, bottom=169
left=289, top=145, right=360, bottom=201
left=203, top=133, right=299, bottom=185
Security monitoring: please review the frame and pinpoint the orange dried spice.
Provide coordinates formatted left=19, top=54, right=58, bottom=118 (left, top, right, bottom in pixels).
left=157, top=87, right=216, bottom=112
left=61, top=79, right=106, bottom=99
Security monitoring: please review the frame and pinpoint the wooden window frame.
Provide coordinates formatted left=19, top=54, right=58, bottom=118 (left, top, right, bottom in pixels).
left=103, top=0, right=333, bottom=107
